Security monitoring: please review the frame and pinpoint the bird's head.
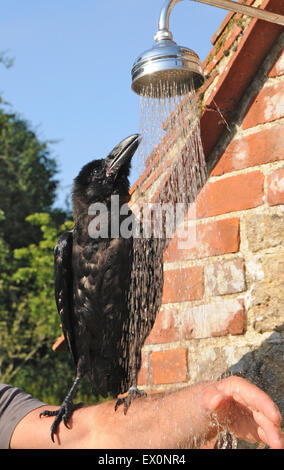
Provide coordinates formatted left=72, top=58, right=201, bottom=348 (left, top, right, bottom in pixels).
left=73, top=134, right=141, bottom=205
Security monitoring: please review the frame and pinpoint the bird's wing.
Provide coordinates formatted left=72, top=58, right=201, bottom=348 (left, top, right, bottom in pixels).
left=54, top=230, right=77, bottom=365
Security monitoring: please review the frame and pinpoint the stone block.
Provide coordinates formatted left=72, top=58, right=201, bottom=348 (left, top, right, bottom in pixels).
left=248, top=252, right=284, bottom=333
left=205, top=258, right=246, bottom=296
left=244, top=212, right=284, bottom=252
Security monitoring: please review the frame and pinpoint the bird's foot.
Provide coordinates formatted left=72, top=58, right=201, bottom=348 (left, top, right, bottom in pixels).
left=40, top=400, right=83, bottom=442
left=114, top=386, right=147, bottom=415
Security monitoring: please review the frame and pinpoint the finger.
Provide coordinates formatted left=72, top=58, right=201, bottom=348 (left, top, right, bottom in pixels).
left=257, top=427, right=268, bottom=446
left=220, top=377, right=282, bottom=425
left=201, top=386, right=230, bottom=412
left=252, top=409, right=284, bottom=449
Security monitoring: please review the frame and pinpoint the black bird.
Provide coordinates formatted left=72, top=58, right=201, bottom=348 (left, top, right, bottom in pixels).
left=40, top=134, right=164, bottom=441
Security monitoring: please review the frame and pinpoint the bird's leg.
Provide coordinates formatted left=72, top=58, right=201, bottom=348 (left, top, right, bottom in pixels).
left=114, top=378, right=147, bottom=415
left=40, top=376, right=83, bottom=442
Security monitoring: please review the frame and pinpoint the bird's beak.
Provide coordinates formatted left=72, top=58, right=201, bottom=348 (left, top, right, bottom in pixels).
left=106, top=134, right=141, bottom=177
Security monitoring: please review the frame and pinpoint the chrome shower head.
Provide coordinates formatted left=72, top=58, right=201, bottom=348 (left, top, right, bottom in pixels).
left=131, top=0, right=284, bottom=98
left=131, top=0, right=204, bottom=98
left=131, top=38, right=204, bottom=98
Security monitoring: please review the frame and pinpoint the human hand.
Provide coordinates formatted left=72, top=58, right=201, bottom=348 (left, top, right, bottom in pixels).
left=201, top=376, right=284, bottom=449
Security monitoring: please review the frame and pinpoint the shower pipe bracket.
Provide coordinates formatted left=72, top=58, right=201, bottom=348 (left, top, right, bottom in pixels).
left=155, top=0, right=284, bottom=42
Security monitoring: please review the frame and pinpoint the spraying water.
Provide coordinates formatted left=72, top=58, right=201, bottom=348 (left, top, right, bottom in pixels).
left=136, top=81, right=207, bottom=202
left=130, top=79, right=238, bottom=449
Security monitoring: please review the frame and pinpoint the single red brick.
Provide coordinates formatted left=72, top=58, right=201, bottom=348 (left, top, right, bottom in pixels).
left=243, top=81, right=284, bottom=129
left=227, top=303, right=246, bottom=335
left=151, top=348, right=188, bottom=385
left=162, top=267, right=204, bottom=304
left=269, top=50, right=284, bottom=77
left=145, top=306, right=179, bottom=344
left=164, top=218, right=240, bottom=262
left=267, top=167, right=284, bottom=206
left=212, top=124, right=284, bottom=176
left=196, top=171, right=264, bottom=218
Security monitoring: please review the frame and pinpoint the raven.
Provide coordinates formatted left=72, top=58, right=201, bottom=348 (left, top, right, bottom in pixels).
left=40, top=134, right=164, bottom=441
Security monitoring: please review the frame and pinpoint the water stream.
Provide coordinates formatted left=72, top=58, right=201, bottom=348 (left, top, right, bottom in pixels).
left=135, top=80, right=211, bottom=341
left=130, top=79, right=238, bottom=448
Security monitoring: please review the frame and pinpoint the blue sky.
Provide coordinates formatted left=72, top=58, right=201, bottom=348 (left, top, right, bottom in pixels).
left=0, top=1, right=227, bottom=208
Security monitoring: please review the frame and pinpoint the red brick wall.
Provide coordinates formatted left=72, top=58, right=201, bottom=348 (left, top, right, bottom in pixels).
left=137, top=33, right=284, bottom=391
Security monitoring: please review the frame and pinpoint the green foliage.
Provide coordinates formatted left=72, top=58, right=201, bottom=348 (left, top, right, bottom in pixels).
left=1, top=213, right=73, bottom=400
left=13, top=213, right=72, bottom=335
left=13, top=214, right=73, bottom=341
left=0, top=108, right=59, bottom=249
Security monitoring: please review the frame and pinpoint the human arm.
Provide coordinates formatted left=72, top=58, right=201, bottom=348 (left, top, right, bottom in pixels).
left=9, top=376, right=283, bottom=449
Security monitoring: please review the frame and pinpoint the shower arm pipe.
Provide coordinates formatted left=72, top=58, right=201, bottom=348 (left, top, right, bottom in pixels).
left=156, top=0, right=284, bottom=40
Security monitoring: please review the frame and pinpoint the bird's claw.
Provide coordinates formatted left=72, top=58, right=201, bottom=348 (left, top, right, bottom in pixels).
left=115, top=387, right=147, bottom=415
left=40, top=401, right=83, bottom=442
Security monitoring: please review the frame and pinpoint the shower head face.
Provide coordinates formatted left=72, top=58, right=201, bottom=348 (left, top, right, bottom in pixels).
left=131, top=39, right=204, bottom=98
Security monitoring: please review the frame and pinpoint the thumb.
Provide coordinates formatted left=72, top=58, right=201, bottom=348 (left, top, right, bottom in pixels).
left=202, top=386, right=231, bottom=413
